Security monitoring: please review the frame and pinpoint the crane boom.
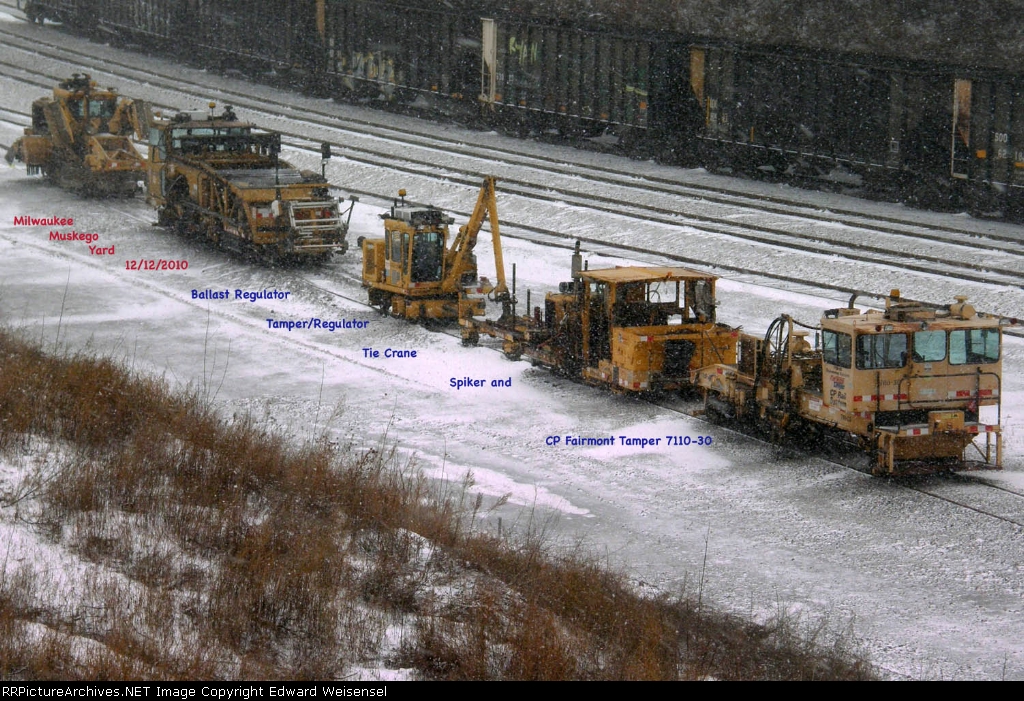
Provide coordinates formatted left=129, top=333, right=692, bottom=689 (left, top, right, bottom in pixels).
left=443, top=176, right=508, bottom=298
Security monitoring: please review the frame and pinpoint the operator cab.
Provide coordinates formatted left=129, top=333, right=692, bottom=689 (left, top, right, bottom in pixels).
left=380, top=194, right=455, bottom=286
left=819, top=290, right=1002, bottom=423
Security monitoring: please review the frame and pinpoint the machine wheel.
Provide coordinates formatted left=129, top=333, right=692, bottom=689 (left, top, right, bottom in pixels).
left=370, top=291, right=391, bottom=316
left=462, top=330, right=480, bottom=347
left=767, top=409, right=791, bottom=445
left=160, top=179, right=190, bottom=228
left=702, top=390, right=724, bottom=423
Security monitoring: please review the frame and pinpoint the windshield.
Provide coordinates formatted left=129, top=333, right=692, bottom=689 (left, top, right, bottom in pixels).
left=856, top=333, right=907, bottom=370
left=411, top=232, right=443, bottom=282
left=949, top=328, right=999, bottom=365
left=88, top=99, right=117, bottom=118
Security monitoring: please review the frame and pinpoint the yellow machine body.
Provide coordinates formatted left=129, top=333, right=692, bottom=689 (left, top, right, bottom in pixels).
left=696, top=292, right=1006, bottom=474
left=533, top=267, right=737, bottom=392
left=4, top=74, right=147, bottom=196
left=466, top=247, right=739, bottom=393
left=361, top=177, right=505, bottom=321
left=146, top=108, right=350, bottom=260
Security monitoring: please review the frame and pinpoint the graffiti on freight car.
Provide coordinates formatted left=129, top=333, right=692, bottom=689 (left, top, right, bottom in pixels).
left=508, top=36, right=539, bottom=66
left=624, top=85, right=648, bottom=103
left=341, top=52, right=397, bottom=97
left=348, top=52, right=396, bottom=83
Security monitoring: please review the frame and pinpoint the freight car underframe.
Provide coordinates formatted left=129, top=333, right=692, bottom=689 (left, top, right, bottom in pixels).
left=695, top=44, right=1024, bottom=213
left=695, top=133, right=1024, bottom=214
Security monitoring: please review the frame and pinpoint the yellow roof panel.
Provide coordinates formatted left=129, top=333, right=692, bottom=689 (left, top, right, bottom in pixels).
left=580, top=266, right=715, bottom=284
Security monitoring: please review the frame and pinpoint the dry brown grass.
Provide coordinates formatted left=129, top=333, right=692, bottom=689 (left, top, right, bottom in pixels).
left=0, top=328, right=876, bottom=680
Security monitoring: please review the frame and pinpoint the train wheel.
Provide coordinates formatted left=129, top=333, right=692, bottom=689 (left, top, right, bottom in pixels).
left=24, top=1, right=41, bottom=23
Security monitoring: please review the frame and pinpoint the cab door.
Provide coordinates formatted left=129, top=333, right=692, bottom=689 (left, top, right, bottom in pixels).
left=384, top=230, right=410, bottom=286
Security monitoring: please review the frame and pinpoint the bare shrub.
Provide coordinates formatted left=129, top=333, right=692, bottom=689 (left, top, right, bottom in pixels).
left=0, top=328, right=875, bottom=680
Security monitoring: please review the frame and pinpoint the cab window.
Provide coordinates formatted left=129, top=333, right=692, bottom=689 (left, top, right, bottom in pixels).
left=387, top=231, right=401, bottom=263
left=856, top=333, right=907, bottom=369
left=949, top=328, right=999, bottom=365
left=88, top=99, right=116, bottom=118
left=822, top=330, right=851, bottom=368
left=150, top=127, right=166, bottom=159
left=912, top=330, right=946, bottom=362
left=410, top=231, right=443, bottom=282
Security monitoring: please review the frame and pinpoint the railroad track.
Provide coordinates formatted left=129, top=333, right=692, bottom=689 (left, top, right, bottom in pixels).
left=905, top=476, right=1024, bottom=530
left=6, top=100, right=1024, bottom=338
left=318, top=279, right=1024, bottom=537
left=0, top=0, right=1015, bottom=241
left=2, top=39, right=1020, bottom=283
left=5, top=6, right=1021, bottom=678
left=297, top=248, right=1024, bottom=533
left=649, top=397, right=1024, bottom=531
left=2, top=17, right=1024, bottom=304
left=10, top=188, right=1024, bottom=559
left=96, top=197, right=1024, bottom=534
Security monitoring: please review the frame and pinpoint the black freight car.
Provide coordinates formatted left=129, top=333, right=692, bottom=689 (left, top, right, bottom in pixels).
left=24, top=0, right=317, bottom=77
left=18, top=0, right=1024, bottom=217
left=694, top=42, right=956, bottom=203
left=24, top=0, right=179, bottom=39
left=321, top=2, right=699, bottom=156
left=93, top=0, right=178, bottom=41
left=949, top=71, right=1024, bottom=216
left=184, top=0, right=317, bottom=74
left=323, top=0, right=479, bottom=106
left=478, top=15, right=699, bottom=156
left=23, top=0, right=92, bottom=27
left=107, top=0, right=319, bottom=77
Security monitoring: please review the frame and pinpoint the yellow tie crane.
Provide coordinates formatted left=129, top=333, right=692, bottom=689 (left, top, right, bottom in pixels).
left=360, top=176, right=510, bottom=322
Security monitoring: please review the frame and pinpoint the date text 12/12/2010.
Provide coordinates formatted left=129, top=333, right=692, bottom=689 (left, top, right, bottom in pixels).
left=126, top=259, right=189, bottom=271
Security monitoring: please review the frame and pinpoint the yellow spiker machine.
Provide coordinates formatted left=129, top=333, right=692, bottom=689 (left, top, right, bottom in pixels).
left=695, top=290, right=1012, bottom=475
left=4, top=74, right=149, bottom=196
left=463, top=241, right=739, bottom=393
left=146, top=105, right=353, bottom=261
left=361, top=176, right=509, bottom=322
